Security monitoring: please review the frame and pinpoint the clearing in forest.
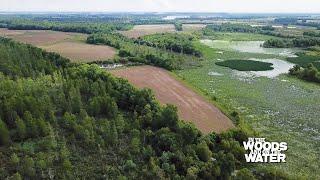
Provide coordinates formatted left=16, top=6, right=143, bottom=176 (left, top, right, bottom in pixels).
left=120, top=24, right=176, bottom=38
left=111, top=65, right=234, bottom=134
left=0, top=28, right=116, bottom=62
left=182, top=24, right=206, bottom=31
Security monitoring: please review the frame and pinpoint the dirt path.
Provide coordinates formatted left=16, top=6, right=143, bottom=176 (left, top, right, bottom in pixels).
left=111, top=65, right=234, bottom=134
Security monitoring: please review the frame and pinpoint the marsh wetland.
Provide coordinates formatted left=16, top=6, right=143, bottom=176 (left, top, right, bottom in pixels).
left=176, top=34, right=320, bottom=177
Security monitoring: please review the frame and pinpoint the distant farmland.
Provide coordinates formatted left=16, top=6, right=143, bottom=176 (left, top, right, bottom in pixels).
left=182, top=24, right=206, bottom=31
left=111, top=65, right=234, bottom=134
left=0, top=29, right=84, bottom=45
left=120, top=24, right=176, bottom=38
left=40, top=42, right=116, bottom=62
left=0, top=28, right=116, bottom=62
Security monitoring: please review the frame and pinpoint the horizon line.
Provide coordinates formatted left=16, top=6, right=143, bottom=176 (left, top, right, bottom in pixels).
left=1, top=11, right=320, bottom=14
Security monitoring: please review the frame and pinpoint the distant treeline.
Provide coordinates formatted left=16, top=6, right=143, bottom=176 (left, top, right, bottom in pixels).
left=0, top=19, right=132, bottom=34
left=203, top=23, right=275, bottom=34
left=0, top=14, right=168, bottom=25
left=274, top=18, right=320, bottom=28
left=87, top=33, right=200, bottom=70
left=203, top=23, right=275, bottom=36
left=303, top=31, right=320, bottom=37
left=203, top=23, right=296, bottom=38
left=138, top=33, right=202, bottom=57
left=263, top=37, right=320, bottom=48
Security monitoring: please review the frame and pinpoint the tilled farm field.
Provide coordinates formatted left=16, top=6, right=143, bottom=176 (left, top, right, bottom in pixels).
left=0, top=28, right=116, bottom=62
left=120, top=24, right=176, bottom=38
left=111, top=65, right=234, bottom=134
left=39, top=42, right=116, bottom=62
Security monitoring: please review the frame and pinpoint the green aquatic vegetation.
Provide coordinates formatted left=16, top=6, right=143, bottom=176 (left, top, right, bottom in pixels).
left=216, top=60, right=274, bottom=71
left=193, top=41, right=281, bottom=60
left=175, top=36, right=320, bottom=179
left=287, top=54, right=320, bottom=70
left=204, top=32, right=277, bottom=41
left=200, top=39, right=299, bottom=57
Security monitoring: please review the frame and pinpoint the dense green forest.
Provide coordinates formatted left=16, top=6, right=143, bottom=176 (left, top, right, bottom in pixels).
left=303, top=31, right=320, bottom=37
left=203, top=23, right=297, bottom=38
left=274, top=18, right=320, bottom=29
left=0, top=37, right=292, bottom=179
left=289, top=64, right=320, bottom=83
left=203, top=23, right=320, bottom=48
left=0, top=19, right=132, bottom=34
left=138, top=33, right=202, bottom=57
left=203, top=23, right=275, bottom=34
left=263, top=37, right=320, bottom=48
left=288, top=53, right=320, bottom=83
left=262, top=39, right=292, bottom=48
left=86, top=33, right=200, bottom=70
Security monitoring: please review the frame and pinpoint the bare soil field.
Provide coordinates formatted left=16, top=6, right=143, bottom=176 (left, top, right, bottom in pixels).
left=0, top=28, right=116, bottom=62
left=40, top=42, right=116, bottom=62
left=0, top=28, right=86, bottom=45
left=120, top=24, right=176, bottom=38
left=111, top=65, right=234, bottom=133
left=182, top=24, right=206, bottom=31
left=0, top=28, right=25, bottom=36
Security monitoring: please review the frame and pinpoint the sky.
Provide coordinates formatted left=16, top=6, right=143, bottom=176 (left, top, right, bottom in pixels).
left=1, top=0, right=320, bottom=13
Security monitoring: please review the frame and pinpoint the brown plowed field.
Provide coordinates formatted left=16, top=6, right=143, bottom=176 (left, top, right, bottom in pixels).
left=182, top=24, right=206, bottom=31
left=0, top=28, right=116, bottom=62
left=120, top=24, right=176, bottom=38
left=0, top=29, right=85, bottom=45
left=40, top=42, right=116, bottom=62
left=111, top=65, right=234, bottom=134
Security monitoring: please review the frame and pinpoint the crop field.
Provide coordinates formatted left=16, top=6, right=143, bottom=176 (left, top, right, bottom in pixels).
left=120, top=24, right=176, bottom=38
left=40, top=42, right=116, bottom=62
left=182, top=24, right=206, bottom=31
left=0, top=28, right=116, bottom=62
left=175, top=34, right=320, bottom=178
left=0, top=28, right=85, bottom=45
left=110, top=65, right=234, bottom=134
